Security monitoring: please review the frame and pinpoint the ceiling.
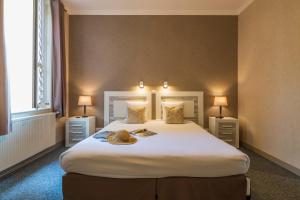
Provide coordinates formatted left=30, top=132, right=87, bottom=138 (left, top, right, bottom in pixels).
left=62, top=0, right=254, bottom=15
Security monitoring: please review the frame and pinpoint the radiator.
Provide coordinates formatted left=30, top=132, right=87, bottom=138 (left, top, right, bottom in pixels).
left=0, top=112, right=56, bottom=172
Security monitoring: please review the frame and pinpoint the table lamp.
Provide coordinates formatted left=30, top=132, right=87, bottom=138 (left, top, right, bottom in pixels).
left=78, top=95, right=92, bottom=117
left=214, top=96, right=228, bottom=119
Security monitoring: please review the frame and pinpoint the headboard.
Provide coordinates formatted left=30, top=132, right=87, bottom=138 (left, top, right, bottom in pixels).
left=156, top=91, right=204, bottom=127
left=104, top=91, right=152, bottom=126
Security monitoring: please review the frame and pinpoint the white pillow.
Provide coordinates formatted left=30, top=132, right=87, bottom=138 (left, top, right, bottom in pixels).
left=126, top=101, right=149, bottom=121
left=161, top=101, right=184, bottom=120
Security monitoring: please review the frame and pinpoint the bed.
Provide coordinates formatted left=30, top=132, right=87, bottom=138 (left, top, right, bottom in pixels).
left=60, top=91, right=250, bottom=200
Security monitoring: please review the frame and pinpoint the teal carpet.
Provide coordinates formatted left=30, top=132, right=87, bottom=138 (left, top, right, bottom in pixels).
left=0, top=147, right=299, bottom=200
left=0, top=148, right=66, bottom=200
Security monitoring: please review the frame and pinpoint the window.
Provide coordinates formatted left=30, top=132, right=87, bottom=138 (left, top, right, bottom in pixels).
left=35, top=0, right=52, bottom=109
left=4, top=0, right=52, bottom=113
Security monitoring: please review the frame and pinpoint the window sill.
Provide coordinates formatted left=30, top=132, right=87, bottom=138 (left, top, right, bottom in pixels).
left=12, top=108, right=52, bottom=120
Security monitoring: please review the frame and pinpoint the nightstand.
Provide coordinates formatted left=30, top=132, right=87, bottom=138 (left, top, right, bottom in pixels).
left=209, top=117, right=239, bottom=148
left=65, top=116, right=96, bottom=147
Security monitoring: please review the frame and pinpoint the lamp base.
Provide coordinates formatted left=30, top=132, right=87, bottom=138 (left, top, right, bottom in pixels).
left=82, top=105, right=88, bottom=118
left=217, top=106, right=224, bottom=119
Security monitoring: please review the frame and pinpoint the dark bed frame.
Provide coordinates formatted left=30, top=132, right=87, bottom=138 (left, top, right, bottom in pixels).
left=62, top=173, right=249, bottom=200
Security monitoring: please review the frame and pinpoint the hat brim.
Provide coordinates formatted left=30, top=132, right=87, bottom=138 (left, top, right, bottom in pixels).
left=107, top=135, right=137, bottom=145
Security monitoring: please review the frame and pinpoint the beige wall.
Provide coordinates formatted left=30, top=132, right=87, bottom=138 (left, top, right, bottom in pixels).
left=239, top=0, right=300, bottom=170
left=69, top=15, right=238, bottom=127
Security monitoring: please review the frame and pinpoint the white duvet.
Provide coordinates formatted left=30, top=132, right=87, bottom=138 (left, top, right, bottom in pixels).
left=60, top=120, right=250, bottom=178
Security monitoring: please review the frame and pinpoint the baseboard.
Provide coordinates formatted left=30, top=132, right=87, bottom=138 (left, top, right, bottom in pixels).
left=0, top=141, right=64, bottom=179
left=241, top=142, right=300, bottom=177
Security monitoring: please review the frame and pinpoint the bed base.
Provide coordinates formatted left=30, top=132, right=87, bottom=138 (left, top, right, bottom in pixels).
left=63, top=173, right=248, bottom=200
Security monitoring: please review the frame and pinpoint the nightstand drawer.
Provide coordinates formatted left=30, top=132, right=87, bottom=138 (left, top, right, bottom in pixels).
left=69, top=130, right=86, bottom=141
left=219, top=128, right=235, bottom=135
left=69, top=122, right=86, bottom=132
left=219, top=134, right=235, bottom=145
left=223, top=139, right=236, bottom=146
left=69, top=121, right=86, bottom=128
left=69, top=126, right=85, bottom=131
left=219, top=134, right=235, bottom=141
left=219, top=122, right=236, bottom=129
left=69, top=138, right=85, bottom=145
left=69, top=131, right=85, bottom=136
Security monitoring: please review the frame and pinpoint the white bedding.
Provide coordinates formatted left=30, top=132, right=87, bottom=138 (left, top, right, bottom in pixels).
left=60, top=120, right=250, bottom=178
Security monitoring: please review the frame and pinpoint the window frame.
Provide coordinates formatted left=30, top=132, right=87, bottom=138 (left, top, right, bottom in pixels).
left=32, top=0, right=38, bottom=109
left=33, top=0, right=52, bottom=111
left=8, top=0, right=52, bottom=116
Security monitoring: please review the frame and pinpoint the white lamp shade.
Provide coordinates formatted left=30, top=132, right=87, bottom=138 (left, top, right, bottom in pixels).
left=214, top=96, right=228, bottom=106
left=78, top=96, right=92, bottom=106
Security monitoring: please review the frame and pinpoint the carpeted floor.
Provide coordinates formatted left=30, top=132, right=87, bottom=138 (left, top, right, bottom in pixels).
left=0, top=147, right=299, bottom=200
left=242, top=148, right=300, bottom=200
left=0, top=147, right=66, bottom=200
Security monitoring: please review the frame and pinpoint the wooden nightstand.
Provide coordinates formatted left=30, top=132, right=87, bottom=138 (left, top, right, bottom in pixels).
left=65, top=116, right=96, bottom=147
left=209, top=117, right=239, bottom=148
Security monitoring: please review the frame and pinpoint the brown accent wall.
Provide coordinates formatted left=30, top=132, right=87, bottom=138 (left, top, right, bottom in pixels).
left=239, top=0, right=300, bottom=170
left=69, top=16, right=238, bottom=127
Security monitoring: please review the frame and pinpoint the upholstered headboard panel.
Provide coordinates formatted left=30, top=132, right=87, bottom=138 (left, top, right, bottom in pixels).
left=104, top=91, right=152, bottom=126
left=156, top=91, right=204, bottom=126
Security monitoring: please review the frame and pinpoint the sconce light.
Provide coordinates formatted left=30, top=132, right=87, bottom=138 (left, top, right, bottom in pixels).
left=163, top=81, right=168, bottom=89
left=139, top=81, right=144, bottom=89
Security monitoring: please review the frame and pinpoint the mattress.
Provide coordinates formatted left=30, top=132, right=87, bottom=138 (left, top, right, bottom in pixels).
left=60, top=120, right=250, bottom=178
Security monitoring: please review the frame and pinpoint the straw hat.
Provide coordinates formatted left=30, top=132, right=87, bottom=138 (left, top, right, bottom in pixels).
left=107, top=130, right=137, bottom=145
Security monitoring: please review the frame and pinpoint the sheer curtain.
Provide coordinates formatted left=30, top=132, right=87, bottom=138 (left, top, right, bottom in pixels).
left=0, top=0, right=11, bottom=135
left=51, top=0, right=66, bottom=118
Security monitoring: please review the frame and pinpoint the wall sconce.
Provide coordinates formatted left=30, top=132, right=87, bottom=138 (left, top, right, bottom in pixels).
left=163, top=81, right=168, bottom=89
left=139, top=81, right=144, bottom=89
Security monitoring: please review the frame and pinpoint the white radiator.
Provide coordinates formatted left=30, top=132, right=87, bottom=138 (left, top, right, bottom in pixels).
left=0, top=112, right=56, bottom=172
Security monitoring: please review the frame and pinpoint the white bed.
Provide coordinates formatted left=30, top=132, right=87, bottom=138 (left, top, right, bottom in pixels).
left=60, top=120, right=250, bottom=178
left=61, top=91, right=250, bottom=200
